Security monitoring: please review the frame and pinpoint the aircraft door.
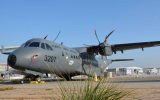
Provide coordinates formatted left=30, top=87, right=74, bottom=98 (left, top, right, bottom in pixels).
left=59, top=47, right=72, bottom=72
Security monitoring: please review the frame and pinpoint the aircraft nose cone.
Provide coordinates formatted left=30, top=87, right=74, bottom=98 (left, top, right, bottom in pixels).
left=7, top=55, right=17, bottom=67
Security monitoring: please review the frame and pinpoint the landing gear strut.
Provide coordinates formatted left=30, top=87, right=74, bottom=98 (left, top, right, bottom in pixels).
left=64, top=76, right=71, bottom=81
left=62, top=75, right=72, bottom=81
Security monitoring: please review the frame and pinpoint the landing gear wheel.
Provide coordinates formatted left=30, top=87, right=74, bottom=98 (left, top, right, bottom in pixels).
left=20, top=80, right=24, bottom=84
left=64, top=76, right=72, bottom=81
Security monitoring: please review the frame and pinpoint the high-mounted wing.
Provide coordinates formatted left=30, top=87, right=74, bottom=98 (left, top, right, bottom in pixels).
left=83, top=29, right=160, bottom=56
left=0, top=46, right=20, bottom=55
left=111, top=41, right=160, bottom=53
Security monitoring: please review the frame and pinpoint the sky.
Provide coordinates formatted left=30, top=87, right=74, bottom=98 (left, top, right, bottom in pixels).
left=0, top=0, right=160, bottom=68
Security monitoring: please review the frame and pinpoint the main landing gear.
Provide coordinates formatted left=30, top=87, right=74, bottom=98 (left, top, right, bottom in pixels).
left=21, top=75, right=45, bottom=84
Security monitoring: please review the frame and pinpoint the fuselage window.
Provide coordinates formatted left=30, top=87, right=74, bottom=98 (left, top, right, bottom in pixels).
left=29, top=42, right=40, bottom=47
left=41, top=43, right=45, bottom=49
left=46, top=43, right=53, bottom=51
left=62, top=52, right=64, bottom=56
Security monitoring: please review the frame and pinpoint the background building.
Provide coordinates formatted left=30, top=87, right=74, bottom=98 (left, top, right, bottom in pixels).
left=106, top=66, right=143, bottom=76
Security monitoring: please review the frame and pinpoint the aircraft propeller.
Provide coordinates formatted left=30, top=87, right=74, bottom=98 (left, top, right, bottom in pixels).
left=93, top=29, right=115, bottom=58
left=94, top=29, right=115, bottom=47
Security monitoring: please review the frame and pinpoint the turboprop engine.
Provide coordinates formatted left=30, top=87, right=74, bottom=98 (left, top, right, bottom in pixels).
left=87, top=29, right=114, bottom=57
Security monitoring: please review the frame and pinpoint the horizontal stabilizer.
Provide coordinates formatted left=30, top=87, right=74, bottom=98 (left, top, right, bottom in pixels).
left=111, top=59, right=134, bottom=62
left=0, top=45, right=20, bottom=55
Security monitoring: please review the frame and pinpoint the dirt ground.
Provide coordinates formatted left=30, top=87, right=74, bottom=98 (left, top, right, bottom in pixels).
left=0, top=81, right=160, bottom=100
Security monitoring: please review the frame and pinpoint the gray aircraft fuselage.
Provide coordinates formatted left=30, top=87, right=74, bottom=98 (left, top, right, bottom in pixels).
left=7, top=38, right=103, bottom=79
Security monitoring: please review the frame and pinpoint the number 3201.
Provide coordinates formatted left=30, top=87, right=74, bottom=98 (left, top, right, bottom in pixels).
left=44, top=55, right=56, bottom=62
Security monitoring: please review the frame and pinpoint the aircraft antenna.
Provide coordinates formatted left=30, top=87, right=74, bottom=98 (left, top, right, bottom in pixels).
left=53, top=31, right=61, bottom=42
left=44, top=35, right=48, bottom=39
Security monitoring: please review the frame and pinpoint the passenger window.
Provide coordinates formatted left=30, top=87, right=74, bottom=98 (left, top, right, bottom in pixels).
left=41, top=43, right=45, bottom=49
left=29, top=42, right=40, bottom=47
left=46, top=43, right=53, bottom=50
left=62, top=52, right=64, bottom=56
left=71, top=55, right=73, bottom=58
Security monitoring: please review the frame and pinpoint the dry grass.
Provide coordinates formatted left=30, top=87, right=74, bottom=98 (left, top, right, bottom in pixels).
left=0, top=86, right=14, bottom=91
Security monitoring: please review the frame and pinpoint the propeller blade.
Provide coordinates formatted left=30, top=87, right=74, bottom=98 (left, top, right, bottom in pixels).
left=104, top=29, right=115, bottom=43
left=53, top=31, right=61, bottom=42
left=94, top=29, right=101, bottom=44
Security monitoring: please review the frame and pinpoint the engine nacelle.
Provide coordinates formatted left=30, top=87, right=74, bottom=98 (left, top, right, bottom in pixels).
left=99, top=46, right=113, bottom=56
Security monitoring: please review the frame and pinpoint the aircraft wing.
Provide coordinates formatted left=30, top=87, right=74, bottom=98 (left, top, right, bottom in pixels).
left=0, top=46, right=20, bottom=55
left=111, top=41, right=160, bottom=53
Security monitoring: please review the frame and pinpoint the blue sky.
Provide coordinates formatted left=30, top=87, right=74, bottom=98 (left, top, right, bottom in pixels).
left=0, top=0, right=160, bottom=68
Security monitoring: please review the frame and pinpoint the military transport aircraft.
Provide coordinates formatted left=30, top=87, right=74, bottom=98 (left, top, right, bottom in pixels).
left=1, top=30, right=160, bottom=81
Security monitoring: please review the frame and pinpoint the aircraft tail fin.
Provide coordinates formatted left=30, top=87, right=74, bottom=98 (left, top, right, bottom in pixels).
left=1, top=45, right=4, bottom=53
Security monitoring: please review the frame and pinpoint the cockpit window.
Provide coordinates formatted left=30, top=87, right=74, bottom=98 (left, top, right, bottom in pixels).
left=29, top=42, right=40, bottom=47
left=46, top=43, right=53, bottom=50
left=41, top=43, right=45, bottom=49
left=24, top=41, right=31, bottom=47
left=21, top=43, right=25, bottom=47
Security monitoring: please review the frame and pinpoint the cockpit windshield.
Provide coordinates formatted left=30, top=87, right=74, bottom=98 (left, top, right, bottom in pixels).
left=46, top=43, right=53, bottom=50
left=41, top=43, right=45, bottom=49
left=24, top=40, right=52, bottom=50
left=24, top=41, right=31, bottom=47
left=40, top=42, right=53, bottom=50
left=29, top=42, right=40, bottom=47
